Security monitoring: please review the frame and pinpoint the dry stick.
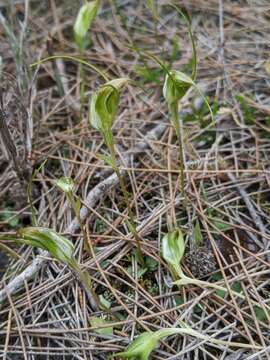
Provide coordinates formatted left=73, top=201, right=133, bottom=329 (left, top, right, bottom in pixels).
left=0, top=123, right=165, bottom=305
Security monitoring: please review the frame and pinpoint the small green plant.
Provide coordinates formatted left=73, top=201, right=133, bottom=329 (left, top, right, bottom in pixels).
left=161, top=229, right=268, bottom=310
left=16, top=226, right=99, bottom=310
left=193, top=219, right=203, bottom=246
left=55, top=177, right=90, bottom=251
left=89, top=78, right=144, bottom=265
left=161, top=8, right=197, bottom=203
left=138, top=5, right=212, bottom=205
left=116, top=326, right=262, bottom=359
left=73, top=0, right=100, bottom=112
left=162, top=228, right=234, bottom=291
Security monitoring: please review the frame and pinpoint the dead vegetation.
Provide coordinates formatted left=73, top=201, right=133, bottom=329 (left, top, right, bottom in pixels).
left=0, top=0, right=270, bottom=359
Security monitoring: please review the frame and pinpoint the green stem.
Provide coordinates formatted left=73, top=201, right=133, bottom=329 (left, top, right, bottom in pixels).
left=68, top=193, right=91, bottom=253
left=71, top=261, right=99, bottom=310
left=169, top=101, right=186, bottom=206
left=107, top=141, right=145, bottom=266
left=31, top=55, right=109, bottom=82
left=67, top=197, right=99, bottom=309
left=79, top=60, right=85, bottom=117
left=174, top=272, right=269, bottom=311
left=154, top=327, right=263, bottom=350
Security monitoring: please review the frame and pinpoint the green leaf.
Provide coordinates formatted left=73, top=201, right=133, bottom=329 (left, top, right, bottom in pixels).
left=74, top=0, right=100, bottom=50
left=55, top=177, right=75, bottom=194
left=117, top=326, right=264, bottom=357
left=232, top=281, right=242, bottom=294
left=127, top=265, right=147, bottom=279
left=117, top=331, right=159, bottom=360
left=235, top=94, right=255, bottom=125
left=99, top=294, right=111, bottom=309
left=0, top=207, right=19, bottom=228
left=90, top=316, right=113, bottom=335
left=17, top=227, right=77, bottom=269
left=89, top=78, right=129, bottom=136
left=194, top=303, right=203, bottom=314
left=194, top=220, right=203, bottom=246
left=174, top=295, right=184, bottom=306
left=210, top=217, right=231, bottom=231
left=254, top=305, right=270, bottom=323
left=16, top=227, right=99, bottom=309
left=145, top=256, right=158, bottom=271
left=211, top=272, right=226, bottom=297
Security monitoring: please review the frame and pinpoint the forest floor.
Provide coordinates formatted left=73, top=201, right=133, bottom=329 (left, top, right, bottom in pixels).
left=0, top=0, right=270, bottom=359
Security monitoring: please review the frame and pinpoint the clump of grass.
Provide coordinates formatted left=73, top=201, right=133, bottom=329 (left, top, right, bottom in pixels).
left=89, top=78, right=145, bottom=265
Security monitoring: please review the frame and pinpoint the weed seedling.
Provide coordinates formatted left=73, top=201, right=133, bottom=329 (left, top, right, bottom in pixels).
left=89, top=78, right=145, bottom=265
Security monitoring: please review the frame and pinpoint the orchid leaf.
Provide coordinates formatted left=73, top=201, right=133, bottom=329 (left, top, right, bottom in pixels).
left=17, top=227, right=77, bottom=269
left=90, top=316, right=114, bottom=335
left=116, top=325, right=262, bottom=359
left=117, top=331, right=159, bottom=360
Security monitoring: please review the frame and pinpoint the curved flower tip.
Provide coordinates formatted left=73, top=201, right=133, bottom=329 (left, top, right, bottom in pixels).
left=89, top=78, right=129, bottom=133
left=74, top=0, right=100, bottom=49
left=163, top=70, right=194, bottom=105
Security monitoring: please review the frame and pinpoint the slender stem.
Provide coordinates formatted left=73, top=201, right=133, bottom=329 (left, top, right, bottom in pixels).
left=107, top=141, right=145, bottom=265
left=174, top=271, right=269, bottom=310
left=71, top=260, right=99, bottom=310
left=155, top=327, right=263, bottom=350
left=31, top=55, right=109, bottom=82
left=169, top=101, right=186, bottom=206
left=67, top=194, right=99, bottom=309
left=79, top=60, right=85, bottom=117
left=68, top=194, right=91, bottom=253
